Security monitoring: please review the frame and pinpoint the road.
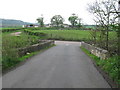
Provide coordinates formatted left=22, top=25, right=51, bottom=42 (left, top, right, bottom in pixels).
left=2, top=41, right=110, bottom=88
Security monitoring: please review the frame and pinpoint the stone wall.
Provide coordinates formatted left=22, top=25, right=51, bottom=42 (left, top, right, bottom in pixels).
left=81, top=42, right=109, bottom=59
left=18, top=40, right=54, bottom=56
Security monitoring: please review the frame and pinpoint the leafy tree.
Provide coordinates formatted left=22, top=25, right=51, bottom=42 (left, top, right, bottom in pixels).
left=51, top=15, right=64, bottom=27
left=36, top=16, right=44, bottom=27
left=68, top=13, right=78, bottom=27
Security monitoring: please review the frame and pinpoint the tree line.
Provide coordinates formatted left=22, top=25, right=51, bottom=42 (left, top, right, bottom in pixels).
left=36, top=13, right=82, bottom=28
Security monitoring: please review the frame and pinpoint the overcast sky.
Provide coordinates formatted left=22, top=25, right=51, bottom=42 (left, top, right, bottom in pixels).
left=1, top=0, right=97, bottom=25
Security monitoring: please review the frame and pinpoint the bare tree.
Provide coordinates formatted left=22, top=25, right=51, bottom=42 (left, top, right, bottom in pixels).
left=88, top=0, right=118, bottom=51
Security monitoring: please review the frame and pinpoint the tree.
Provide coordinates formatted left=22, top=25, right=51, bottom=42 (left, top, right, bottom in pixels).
left=51, top=15, right=64, bottom=27
left=88, top=1, right=120, bottom=85
left=36, top=16, right=44, bottom=27
left=68, top=13, right=78, bottom=27
left=88, top=0, right=118, bottom=51
left=77, top=18, right=82, bottom=27
left=110, top=0, right=120, bottom=56
left=115, top=0, right=120, bottom=56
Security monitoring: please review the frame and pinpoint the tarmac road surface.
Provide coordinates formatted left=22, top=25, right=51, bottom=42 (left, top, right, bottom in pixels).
left=2, top=41, right=110, bottom=88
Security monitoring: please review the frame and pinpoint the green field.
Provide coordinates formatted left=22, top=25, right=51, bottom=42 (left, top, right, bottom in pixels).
left=31, top=30, right=91, bottom=41
left=28, top=30, right=117, bottom=41
left=26, top=29, right=117, bottom=53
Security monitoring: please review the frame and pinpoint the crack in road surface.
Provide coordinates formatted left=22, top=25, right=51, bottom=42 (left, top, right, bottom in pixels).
left=2, top=41, right=110, bottom=88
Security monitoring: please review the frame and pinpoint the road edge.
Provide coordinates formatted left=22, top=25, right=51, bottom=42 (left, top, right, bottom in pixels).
left=2, top=45, right=55, bottom=76
left=80, top=47, right=118, bottom=88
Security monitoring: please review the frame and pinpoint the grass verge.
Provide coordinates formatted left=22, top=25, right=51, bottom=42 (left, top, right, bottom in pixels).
left=80, top=46, right=120, bottom=88
left=2, top=44, right=55, bottom=74
left=19, top=44, right=55, bottom=62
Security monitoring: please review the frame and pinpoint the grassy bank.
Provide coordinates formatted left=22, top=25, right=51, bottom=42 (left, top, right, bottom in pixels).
left=3, top=44, right=55, bottom=72
left=80, top=47, right=120, bottom=87
left=2, top=32, right=44, bottom=70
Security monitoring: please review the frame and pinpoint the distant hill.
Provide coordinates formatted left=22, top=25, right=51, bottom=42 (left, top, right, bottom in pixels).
left=0, top=19, right=33, bottom=28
